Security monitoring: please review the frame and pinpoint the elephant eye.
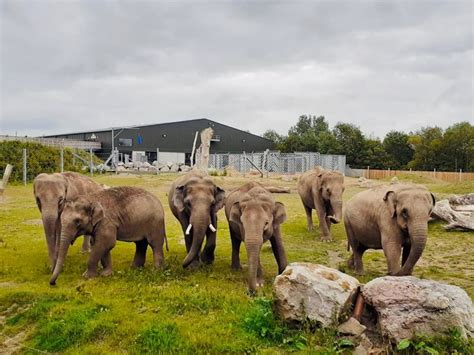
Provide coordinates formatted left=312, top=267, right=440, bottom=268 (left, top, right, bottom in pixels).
left=401, top=209, right=409, bottom=219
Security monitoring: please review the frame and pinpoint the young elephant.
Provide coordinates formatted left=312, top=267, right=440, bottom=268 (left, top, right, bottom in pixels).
left=33, top=172, right=104, bottom=266
left=344, top=184, right=435, bottom=276
left=50, top=187, right=167, bottom=285
left=225, top=182, right=288, bottom=294
left=168, top=171, right=225, bottom=268
left=297, top=166, right=344, bottom=241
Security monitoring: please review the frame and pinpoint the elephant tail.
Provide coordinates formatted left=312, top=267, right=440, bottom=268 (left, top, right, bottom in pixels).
left=164, top=233, right=169, bottom=252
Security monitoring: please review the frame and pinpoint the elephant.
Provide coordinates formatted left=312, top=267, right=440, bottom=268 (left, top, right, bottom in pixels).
left=49, top=186, right=167, bottom=285
left=297, top=166, right=344, bottom=241
left=168, top=171, right=225, bottom=268
left=33, top=172, right=104, bottom=267
left=225, top=181, right=288, bottom=294
left=344, top=183, right=435, bottom=276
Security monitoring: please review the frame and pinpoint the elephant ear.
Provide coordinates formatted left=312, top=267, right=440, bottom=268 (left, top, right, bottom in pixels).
left=229, top=202, right=242, bottom=226
left=383, top=190, right=397, bottom=218
left=173, top=185, right=186, bottom=212
left=213, top=186, right=226, bottom=213
left=273, top=202, right=287, bottom=225
left=89, top=201, right=104, bottom=226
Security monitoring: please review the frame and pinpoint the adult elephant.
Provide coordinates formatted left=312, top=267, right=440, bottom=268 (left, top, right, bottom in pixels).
left=168, top=171, right=225, bottom=268
left=225, top=182, right=287, bottom=294
left=33, top=172, right=103, bottom=267
left=297, top=166, right=344, bottom=241
left=50, top=187, right=167, bottom=285
left=344, top=184, right=435, bottom=276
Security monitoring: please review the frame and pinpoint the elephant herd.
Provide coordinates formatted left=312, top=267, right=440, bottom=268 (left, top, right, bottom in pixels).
left=33, top=168, right=435, bottom=293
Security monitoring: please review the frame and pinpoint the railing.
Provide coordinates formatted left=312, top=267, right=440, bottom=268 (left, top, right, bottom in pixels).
left=0, top=135, right=102, bottom=150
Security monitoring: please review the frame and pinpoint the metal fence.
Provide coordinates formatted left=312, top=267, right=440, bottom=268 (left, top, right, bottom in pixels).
left=208, top=151, right=346, bottom=175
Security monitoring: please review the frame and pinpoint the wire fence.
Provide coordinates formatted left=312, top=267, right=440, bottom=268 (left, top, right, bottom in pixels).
left=207, top=151, right=346, bottom=175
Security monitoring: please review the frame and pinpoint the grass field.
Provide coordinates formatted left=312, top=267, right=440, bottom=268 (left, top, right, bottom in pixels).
left=0, top=173, right=473, bottom=353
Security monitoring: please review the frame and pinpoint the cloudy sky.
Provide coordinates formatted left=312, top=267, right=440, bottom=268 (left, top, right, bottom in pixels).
left=1, top=0, right=472, bottom=139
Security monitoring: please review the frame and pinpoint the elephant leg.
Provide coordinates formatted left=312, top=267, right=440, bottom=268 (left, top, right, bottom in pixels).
left=348, top=253, right=355, bottom=269
left=84, top=235, right=115, bottom=279
left=100, top=251, right=113, bottom=276
left=132, top=239, right=148, bottom=268
left=353, top=244, right=367, bottom=275
left=230, top=229, right=242, bottom=270
left=382, top=237, right=402, bottom=275
left=81, top=235, right=91, bottom=253
left=270, top=231, right=287, bottom=274
left=402, top=243, right=411, bottom=267
left=303, top=205, right=313, bottom=231
left=201, top=227, right=216, bottom=264
left=147, top=233, right=164, bottom=269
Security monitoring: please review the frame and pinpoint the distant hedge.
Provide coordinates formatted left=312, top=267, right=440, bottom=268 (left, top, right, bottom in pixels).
left=0, top=141, right=103, bottom=183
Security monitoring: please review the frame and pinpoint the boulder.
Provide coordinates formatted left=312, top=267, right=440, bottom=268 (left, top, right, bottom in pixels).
left=390, top=176, right=399, bottom=185
left=358, top=177, right=366, bottom=183
left=160, top=166, right=170, bottom=172
left=142, top=162, right=152, bottom=168
left=273, top=263, right=360, bottom=327
left=362, top=276, right=473, bottom=343
left=180, top=165, right=191, bottom=173
left=337, top=317, right=366, bottom=336
left=116, top=166, right=126, bottom=172
left=359, top=180, right=374, bottom=188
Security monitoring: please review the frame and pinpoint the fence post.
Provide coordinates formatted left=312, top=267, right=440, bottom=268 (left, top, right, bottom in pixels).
left=459, top=169, right=462, bottom=182
left=367, top=166, right=370, bottom=179
left=60, top=147, right=64, bottom=173
left=23, top=148, right=27, bottom=185
left=89, top=148, right=93, bottom=177
left=433, top=168, right=436, bottom=178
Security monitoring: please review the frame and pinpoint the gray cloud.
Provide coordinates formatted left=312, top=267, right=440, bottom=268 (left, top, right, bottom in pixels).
left=1, top=0, right=472, bottom=139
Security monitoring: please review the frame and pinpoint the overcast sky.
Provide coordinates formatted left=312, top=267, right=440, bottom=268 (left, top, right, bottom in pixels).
left=1, top=0, right=472, bottom=139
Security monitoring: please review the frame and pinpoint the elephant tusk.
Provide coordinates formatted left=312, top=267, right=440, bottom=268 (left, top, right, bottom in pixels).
left=185, top=224, right=192, bottom=235
left=209, top=223, right=217, bottom=232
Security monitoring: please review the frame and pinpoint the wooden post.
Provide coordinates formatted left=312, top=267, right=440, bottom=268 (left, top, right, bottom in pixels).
left=156, top=148, right=160, bottom=175
left=367, top=166, right=370, bottom=179
left=459, top=169, right=462, bottom=182
left=23, top=148, right=27, bottom=185
left=0, top=164, right=13, bottom=196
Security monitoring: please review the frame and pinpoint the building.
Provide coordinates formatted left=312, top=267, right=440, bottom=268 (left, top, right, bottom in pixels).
left=44, top=118, right=274, bottom=164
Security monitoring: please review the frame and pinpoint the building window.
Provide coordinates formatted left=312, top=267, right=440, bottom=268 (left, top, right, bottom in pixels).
left=118, top=138, right=133, bottom=147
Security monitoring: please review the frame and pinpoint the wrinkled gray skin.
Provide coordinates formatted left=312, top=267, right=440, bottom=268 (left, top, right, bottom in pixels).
left=225, top=182, right=288, bottom=294
left=168, top=171, right=225, bottom=268
left=297, top=167, right=344, bottom=241
left=344, top=184, right=435, bottom=276
left=50, top=186, right=167, bottom=285
left=33, top=172, right=103, bottom=267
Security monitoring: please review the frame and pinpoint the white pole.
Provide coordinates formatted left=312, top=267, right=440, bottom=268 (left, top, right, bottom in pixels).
left=156, top=148, right=160, bottom=175
left=60, top=147, right=64, bottom=173
left=190, top=131, right=199, bottom=167
left=90, top=148, right=93, bottom=176
left=23, top=148, right=27, bottom=185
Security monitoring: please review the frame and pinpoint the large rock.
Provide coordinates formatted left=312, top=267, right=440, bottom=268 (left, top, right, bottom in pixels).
left=169, top=163, right=180, bottom=172
left=179, top=165, right=191, bottom=172
left=362, top=276, right=473, bottom=343
left=273, top=263, right=360, bottom=327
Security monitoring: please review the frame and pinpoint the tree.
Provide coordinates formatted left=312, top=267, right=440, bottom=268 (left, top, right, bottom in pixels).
left=439, top=122, right=474, bottom=172
left=262, top=129, right=285, bottom=149
left=383, top=131, right=414, bottom=169
left=407, top=127, right=444, bottom=170
left=332, top=123, right=366, bottom=168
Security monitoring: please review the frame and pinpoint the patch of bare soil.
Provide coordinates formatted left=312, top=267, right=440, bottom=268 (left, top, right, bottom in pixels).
left=22, top=219, right=43, bottom=225
left=327, top=250, right=345, bottom=269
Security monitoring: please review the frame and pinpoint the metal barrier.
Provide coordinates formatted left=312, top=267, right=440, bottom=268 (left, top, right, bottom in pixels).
left=208, top=151, right=346, bottom=174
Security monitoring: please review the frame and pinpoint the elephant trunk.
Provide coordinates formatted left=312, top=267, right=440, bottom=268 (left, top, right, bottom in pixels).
left=182, top=209, right=210, bottom=268
left=397, top=223, right=428, bottom=276
left=328, top=199, right=343, bottom=224
left=41, top=210, right=60, bottom=265
left=49, top=230, right=74, bottom=285
left=245, top=236, right=263, bottom=294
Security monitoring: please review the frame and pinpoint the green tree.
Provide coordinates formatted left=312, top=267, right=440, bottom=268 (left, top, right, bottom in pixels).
left=439, top=122, right=474, bottom=172
left=383, top=131, right=414, bottom=169
left=407, top=127, right=444, bottom=170
left=332, top=123, right=366, bottom=168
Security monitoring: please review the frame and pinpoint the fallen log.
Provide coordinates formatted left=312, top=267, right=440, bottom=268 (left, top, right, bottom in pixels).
left=449, top=193, right=474, bottom=206
left=264, top=186, right=291, bottom=194
left=431, top=199, right=474, bottom=231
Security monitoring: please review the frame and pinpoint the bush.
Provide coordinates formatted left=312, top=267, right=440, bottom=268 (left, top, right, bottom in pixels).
left=0, top=141, right=102, bottom=183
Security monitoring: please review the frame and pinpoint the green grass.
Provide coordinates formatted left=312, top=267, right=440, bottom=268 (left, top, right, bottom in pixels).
left=0, top=174, right=472, bottom=353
